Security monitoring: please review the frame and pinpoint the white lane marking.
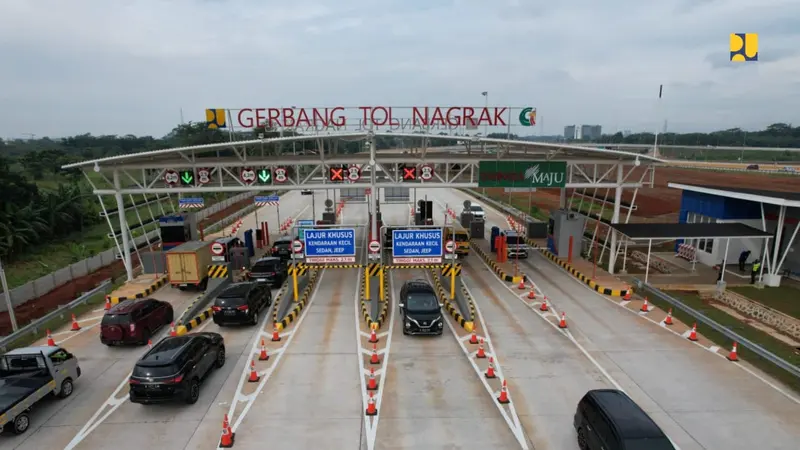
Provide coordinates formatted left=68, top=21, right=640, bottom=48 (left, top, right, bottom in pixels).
left=433, top=273, right=529, bottom=449
left=51, top=315, right=104, bottom=338
left=358, top=269, right=397, bottom=450
left=223, top=269, right=325, bottom=437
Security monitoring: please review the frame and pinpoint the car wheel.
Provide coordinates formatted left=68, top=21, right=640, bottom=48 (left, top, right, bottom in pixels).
left=251, top=311, right=259, bottom=325
left=59, top=378, right=74, bottom=398
left=12, top=412, right=30, bottom=434
left=185, top=379, right=201, bottom=405
left=577, top=428, right=588, bottom=450
left=215, top=346, right=226, bottom=368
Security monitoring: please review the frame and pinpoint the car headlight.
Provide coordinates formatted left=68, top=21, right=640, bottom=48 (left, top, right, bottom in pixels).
left=438, top=322, right=443, bottom=328
left=405, top=321, right=411, bottom=328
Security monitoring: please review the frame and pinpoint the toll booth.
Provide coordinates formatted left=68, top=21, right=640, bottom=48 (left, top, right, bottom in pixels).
left=212, top=236, right=245, bottom=263
left=243, top=229, right=255, bottom=258
left=160, top=213, right=197, bottom=250
left=548, top=209, right=586, bottom=259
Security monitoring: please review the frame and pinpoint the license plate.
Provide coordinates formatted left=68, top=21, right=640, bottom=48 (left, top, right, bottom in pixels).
left=224, top=310, right=236, bottom=315
left=257, top=278, right=266, bottom=282
left=145, top=384, right=160, bottom=390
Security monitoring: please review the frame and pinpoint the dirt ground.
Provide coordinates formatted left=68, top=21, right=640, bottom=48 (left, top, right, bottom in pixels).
left=0, top=196, right=254, bottom=336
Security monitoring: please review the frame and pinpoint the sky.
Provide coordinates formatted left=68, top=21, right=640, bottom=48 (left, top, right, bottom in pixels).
left=1, top=0, right=799, bottom=139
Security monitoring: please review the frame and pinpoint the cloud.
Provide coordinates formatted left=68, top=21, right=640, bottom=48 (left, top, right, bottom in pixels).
left=0, top=0, right=798, bottom=138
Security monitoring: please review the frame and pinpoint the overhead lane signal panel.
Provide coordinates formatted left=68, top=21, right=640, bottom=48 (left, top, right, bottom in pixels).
left=400, top=165, right=417, bottom=181
left=257, top=168, right=272, bottom=185
left=329, top=165, right=346, bottom=182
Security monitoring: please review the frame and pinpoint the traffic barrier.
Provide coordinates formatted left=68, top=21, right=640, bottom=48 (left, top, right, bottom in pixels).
left=471, top=241, right=526, bottom=283
left=535, top=244, right=629, bottom=297
left=676, top=243, right=697, bottom=261
left=440, top=264, right=462, bottom=277
left=430, top=268, right=473, bottom=332
left=275, top=268, right=320, bottom=331
left=109, top=276, right=168, bottom=304
left=208, top=265, right=229, bottom=278
left=287, top=263, right=309, bottom=276
left=366, top=263, right=381, bottom=277
left=175, top=307, right=213, bottom=335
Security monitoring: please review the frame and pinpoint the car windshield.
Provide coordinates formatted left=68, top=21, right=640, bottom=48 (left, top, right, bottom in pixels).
left=453, top=233, right=469, bottom=242
left=470, top=206, right=483, bottom=212
left=102, top=313, right=130, bottom=325
left=132, top=363, right=179, bottom=378
left=252, top=261, right=279, bottom=272
left=216, top=296, right=246, bottom=307
left=405, top=292, right=439, bottom=312
left=506, top=235, right=524, bottom=245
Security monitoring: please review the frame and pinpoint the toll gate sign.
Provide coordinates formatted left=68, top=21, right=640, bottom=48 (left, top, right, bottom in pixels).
left=392, top=229, right=443, bottom=264
left=303, top=228, right=356, bottom=263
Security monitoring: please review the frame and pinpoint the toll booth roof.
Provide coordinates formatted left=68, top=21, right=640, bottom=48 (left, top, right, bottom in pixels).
left=609, top=222, right=772, bottom=241
left=669, top=183, right=800, bottom=206
left=167, top=240, right=212, bottom=252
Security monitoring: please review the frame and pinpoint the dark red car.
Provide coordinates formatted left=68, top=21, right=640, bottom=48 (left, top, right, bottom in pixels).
left=100, top=299, right=174, bottom=346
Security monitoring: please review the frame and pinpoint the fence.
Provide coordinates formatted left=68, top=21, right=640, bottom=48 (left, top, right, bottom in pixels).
left=0, top=193, right=256, bottom=313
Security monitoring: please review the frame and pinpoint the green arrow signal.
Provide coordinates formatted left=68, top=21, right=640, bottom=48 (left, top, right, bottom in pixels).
left=180, top=171, right=194, bottom=184
left=258, top=169, right=271, bottom=184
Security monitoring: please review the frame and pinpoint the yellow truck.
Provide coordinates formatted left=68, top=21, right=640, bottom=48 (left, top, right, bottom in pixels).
left=165, top=240, right=213, bottom=290
left=445, top=227, right=471, bottom=257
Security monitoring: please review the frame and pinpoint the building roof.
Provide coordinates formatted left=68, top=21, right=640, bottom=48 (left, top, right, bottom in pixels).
left=669, top=183, right=800, bottom=208
left=609, top=222, right=772, bottom=241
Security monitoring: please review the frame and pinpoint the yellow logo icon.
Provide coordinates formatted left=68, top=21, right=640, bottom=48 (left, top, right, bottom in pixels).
left=205, top=109, right=227, bottom=129
left=730, top=33, right=758, bottom=62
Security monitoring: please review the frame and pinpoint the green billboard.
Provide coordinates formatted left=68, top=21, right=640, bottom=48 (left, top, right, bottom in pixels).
left=478, top=161, right=567, bottom=188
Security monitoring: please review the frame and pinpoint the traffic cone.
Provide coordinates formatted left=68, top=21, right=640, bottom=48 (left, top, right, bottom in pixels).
left=104, top=296, right=112, bottom=311
left=727, top=342, right=739, bottom=362
left=271, top=325, right=281, bottom=342
left=169, top=322, right=177, bottom=337
left=248, top=360, right=260, bottom=382
left=369, top=343, right=381, bottom=364
left=367, top=367, right=378, bottom=390
left=688, top=323, right=698, bottom=341
left=469, top=331, right=478, bottom=344
left=540, top=297, right=549, bottom=312
left=70, top=314, right=81, bottom=331
left=485, top=357, right=496, bottom=379
left=368, top=329, right=378, bottom=343
left=476, top=338, right=486, bottom=358
left=46, top=330, right=55, bottom=346
left=517, top=279, right=526, bottom=290
left=558, top=312, right=567, bottom=328
left=148, top=339, right=153, bottom=348
left=664, top=308, right=674, bottom=326
left=366, top=392, right=378, bottom=416
left=623, top=287, right=632, bottom=301
left=219, top=415, right=234, bottom=447
left=497, top=379, right=510, bottom=404
left=258, top=339, right=269, bottom=361
left=640, top=298, right=649, bottom=312
left=527, top=287, right=536, bottom=300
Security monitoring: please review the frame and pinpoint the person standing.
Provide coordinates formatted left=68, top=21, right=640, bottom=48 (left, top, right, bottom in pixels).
left=739, top=249, right=751, bottom=271
left=751, top=259, right=761, bottom=284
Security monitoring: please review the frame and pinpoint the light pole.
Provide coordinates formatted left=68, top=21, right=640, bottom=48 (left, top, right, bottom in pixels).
left=0, top=258, right=19, bottom=332
left=481, top=91, right=488, bottom=137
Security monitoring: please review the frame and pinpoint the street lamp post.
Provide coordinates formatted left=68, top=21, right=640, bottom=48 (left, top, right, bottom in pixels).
left=481, top=91, right=489, bottom=137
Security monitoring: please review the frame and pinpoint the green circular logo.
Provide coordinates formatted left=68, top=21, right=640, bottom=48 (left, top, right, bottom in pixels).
left=518, top=107, right=536, bottom=126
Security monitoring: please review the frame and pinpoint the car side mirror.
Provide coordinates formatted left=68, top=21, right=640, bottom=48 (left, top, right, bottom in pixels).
left=439, top=303, right=444, bottom=308
left=398, top=303, right=404, bottom=309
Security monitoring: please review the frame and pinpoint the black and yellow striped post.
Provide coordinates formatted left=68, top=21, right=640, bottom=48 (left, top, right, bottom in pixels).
left=289, top=263, right=299, bottom=301
left=442, top=264, right=461, bottom=300
left=365, top=263, right=380, bottom=301
left=379, top=264, right=385, bottom=301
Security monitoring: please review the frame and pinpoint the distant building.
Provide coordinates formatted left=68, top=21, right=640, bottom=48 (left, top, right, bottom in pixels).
left=564, top=124, right=602, bottom=140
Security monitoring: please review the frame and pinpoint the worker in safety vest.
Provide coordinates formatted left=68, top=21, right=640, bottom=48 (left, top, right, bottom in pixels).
left=751, top=259, right=761, bottom=284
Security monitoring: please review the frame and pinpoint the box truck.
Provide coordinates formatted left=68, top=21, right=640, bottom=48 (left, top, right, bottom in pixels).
left=166, top=240, right=213, bottom=290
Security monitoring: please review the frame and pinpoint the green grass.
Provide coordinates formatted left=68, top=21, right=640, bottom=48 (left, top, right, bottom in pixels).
left=661, top=289, right=800, bottom=394
left=729, top=285, right=800, bottom=319
left=475, top=190, right=550, bottom=221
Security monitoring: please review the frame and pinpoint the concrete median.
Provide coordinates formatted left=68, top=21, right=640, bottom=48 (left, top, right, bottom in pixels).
left=174, top=276, right=232, bottom=335
left=273, top=272, right=312, bottom=323
left=429, top=268, right=473, bottom=332
left=275, top=269, right=321, bottom=330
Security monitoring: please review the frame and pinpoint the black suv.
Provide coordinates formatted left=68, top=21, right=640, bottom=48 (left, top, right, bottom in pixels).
left=399, top=280, right=444, bottom=336
left=271, top=236, right=293, bottom=260
left=129, top=333, right=225, bottom=405
left=211, top=282, right=272, bottom=326
left=248, top=257, right=288, bottom=288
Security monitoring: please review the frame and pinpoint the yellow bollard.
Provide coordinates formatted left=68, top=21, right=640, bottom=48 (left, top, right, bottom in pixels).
left=365, top=268, right=371, bottom=301
left=292, top=268, right=299, bottom=302
left=379, top=268, right=385, bottom=301
left=450, top=270, right=456, bottom=300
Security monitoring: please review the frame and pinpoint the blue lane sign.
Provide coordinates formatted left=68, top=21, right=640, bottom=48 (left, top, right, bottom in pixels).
left=297, top=219, right=315, bottom=239
left=303, top=228, right=356, bottom=263
left=392, top=229, right=443, bottom=264
left=254, top=195, right=280, bottom=204
left=178, top=197, right=204, bottom=208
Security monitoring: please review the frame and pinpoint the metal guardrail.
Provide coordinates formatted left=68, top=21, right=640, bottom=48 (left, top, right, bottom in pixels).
left=0, top=280, right=113, bottom=352
left=633, top=279, right=800, bottom=379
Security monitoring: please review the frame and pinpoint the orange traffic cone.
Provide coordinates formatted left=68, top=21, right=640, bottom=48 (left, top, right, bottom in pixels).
left=271, top=325, right=281, bottom=342
left=469, top=331, right=478, bottom=345
left=368, top=329, right=378, bottom=343
left=485, top=357, right=496, bottom=379
left=497, top=379, right=510, bottom=404
left=476, top=338, right=486, bottom=358
left=147, top=339, right=153, bottom=348
left=540, top=297, right=549, bottom=312
left=367, top=367, right=378, bottom=390
left=623, top=287, right=632, bottom=301
left=258, top=339, right=269, bottom=361
left=727, top=342, right=739, bottom=362
left=104, top=296, right=112, bottom=311
left=70, top=314, right=81, bottom=331
left=640, top=298, right=649, bottom=312
left=664, top=308, right=674, bottom=326
left=169, top=322, right=177, bottom=337
left=370, top=343, right=381, bottom=365
left=219, top=415, right=234, bottom=447
left=527, top=287, right=536, bottom=300
left=688, top=323, right=698, bottom=341
left=558, top=312, right=568, bottom=329
left=248, top=360, right=260, bottom=382
left=366, top=392, right=378, bottom=416
left=517, top=279, right=526, bottom=290
left=46, top=329, right=55, bottom=346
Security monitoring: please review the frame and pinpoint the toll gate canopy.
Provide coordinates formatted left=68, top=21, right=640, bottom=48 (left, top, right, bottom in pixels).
left=609, top=222, right=772, bottom=241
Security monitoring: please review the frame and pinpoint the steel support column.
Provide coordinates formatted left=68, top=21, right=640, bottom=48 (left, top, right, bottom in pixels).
left=369, top=134, right=378, bottom=240
left=608, top=164, right=623, bottom=274
left=113, top=170, right=134, bottom=281
left=770, top=205, right=786, bottom=275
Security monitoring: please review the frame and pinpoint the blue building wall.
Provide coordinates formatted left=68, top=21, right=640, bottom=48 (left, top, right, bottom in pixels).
left=676, top=191, right=762, bottom=249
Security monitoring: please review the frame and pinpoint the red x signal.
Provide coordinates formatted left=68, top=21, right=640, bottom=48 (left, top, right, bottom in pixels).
left=329, top=166, right=344, bottom=181
left=402, top=166, right=417, bottom=181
